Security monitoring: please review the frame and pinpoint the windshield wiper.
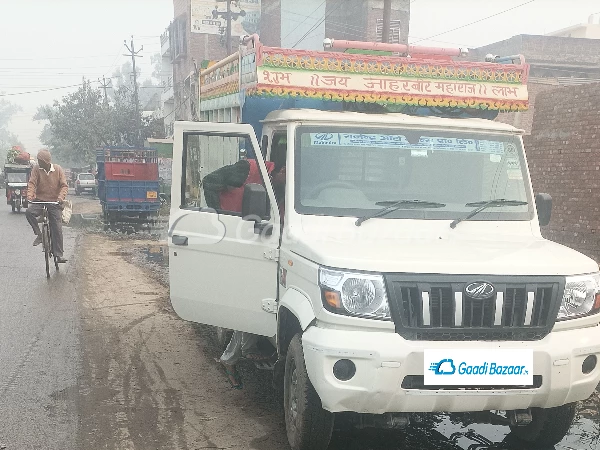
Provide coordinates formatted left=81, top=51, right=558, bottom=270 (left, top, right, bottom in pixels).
left=356, top=199, right=446, bottom=226
left=449, top=199, right=528, bottom=229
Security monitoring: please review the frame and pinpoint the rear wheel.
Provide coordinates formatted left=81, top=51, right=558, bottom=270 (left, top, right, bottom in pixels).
left=42, top=224, right=50, bottom=278
left=16, top=198, right=21, bottom=213
left=75, top=189, right=80, bottom=196
left=508, top=403, right=577, bottom=448
left=284, top=334, right=333, bottom=450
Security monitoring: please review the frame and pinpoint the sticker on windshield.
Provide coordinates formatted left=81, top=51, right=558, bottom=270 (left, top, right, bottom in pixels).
left=309, top=133, right=505, bottom=155
left=411, top=149, right=428, bottom=158
left=507, top=158, right=521, bottom=169
left=424, top=349, right=533, bottom=386
left=490, top=154, right=502, bottom=163
left=507, top=169, right=523, bottom=180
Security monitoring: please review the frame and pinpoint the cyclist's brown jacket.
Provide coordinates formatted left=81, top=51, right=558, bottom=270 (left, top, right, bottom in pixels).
left=27, top=164, right=69, bottom=202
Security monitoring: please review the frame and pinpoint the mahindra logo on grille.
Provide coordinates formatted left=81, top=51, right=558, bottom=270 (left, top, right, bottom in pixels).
left=465, top=282, right=496, bottom=300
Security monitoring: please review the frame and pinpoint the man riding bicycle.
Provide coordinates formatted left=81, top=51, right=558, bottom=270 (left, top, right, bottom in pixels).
left=25, top=149, right=69, bottom=263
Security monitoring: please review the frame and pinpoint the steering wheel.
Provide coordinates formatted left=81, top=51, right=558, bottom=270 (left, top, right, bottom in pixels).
left=306, top=181, right=358, bottom=199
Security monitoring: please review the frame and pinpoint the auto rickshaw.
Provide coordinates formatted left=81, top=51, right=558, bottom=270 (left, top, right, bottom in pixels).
left=4, top=163, right=31, bottom=212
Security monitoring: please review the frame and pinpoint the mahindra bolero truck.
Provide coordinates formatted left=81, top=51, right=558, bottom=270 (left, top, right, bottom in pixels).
left=168, top=36, right=600, bottom=450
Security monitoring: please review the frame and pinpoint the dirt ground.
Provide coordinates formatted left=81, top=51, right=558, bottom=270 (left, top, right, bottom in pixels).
left=77, top=234, right=288, bottom=450
left=71, top=194, right=102, bottom=215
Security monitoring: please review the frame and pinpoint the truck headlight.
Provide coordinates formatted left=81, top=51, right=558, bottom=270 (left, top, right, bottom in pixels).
left=557, top=273, right=600, bottom=320
left=319, top=268, right=391, bottom=320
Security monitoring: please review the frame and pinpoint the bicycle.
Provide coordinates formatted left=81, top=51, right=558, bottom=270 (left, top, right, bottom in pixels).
left=29, top=201, right=60, bottom=278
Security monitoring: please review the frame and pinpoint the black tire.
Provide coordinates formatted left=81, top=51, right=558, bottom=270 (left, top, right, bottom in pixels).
left=284, top=334, right=333, bottom=450
left=215, top=327, right=233, bottom=352
left=16, top=198, right=21, bottom=213
left=11, top=201, right=15, bottom=212
left=42, top=224, right=50, bottom=278
left=508, top=403, right=577, bottom=448
left=75, top=189, right=80, bottom=196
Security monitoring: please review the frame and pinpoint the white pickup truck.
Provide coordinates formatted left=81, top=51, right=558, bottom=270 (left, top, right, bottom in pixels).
left=167, top=38, right=600, bottom=450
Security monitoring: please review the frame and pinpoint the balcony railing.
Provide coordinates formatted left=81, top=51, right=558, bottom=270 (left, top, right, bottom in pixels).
left=162, top=76, right=173, bottom=93
left=160, top=29, right=169, bottom=46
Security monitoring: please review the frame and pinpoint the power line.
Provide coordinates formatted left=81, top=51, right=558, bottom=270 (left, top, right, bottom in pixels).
left=0, top=66, right=118, bottom=70
left=0, top=54, right=126, bottom=61
left=412, top=0, right=537, bottom=44
left=0, top=82, right=95, bottom=97
left=104, top=44, right=126, bottom=77
left=293, top=0, right=346, bottom=48
left=282, top=0, right=328, bottom=43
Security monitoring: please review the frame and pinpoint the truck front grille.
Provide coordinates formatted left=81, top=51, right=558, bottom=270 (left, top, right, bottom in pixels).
left=385, top=275, right=564, bottom=341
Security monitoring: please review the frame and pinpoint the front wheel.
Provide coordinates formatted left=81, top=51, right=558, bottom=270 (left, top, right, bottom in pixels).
left=284, top=334, right=333, bottom=450
left=16, top=198, right=21, bottom=213
left=508, top=403, right=577, bottom=448
left=11, top=201, right=15, bottom=212
left=75, top=189, right=80, bottom=196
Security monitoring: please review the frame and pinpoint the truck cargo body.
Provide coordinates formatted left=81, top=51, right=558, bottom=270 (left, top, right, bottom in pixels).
left=97, top=147, right=160, bottom=224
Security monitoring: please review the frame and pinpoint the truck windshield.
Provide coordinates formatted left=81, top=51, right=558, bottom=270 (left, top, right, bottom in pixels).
left=7, top=172, right=27, bottom=183
left=294, top=126, right=532, bottom=221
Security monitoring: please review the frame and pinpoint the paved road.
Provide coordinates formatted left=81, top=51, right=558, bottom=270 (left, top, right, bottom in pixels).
left=0, top=189, right=80, bottom=450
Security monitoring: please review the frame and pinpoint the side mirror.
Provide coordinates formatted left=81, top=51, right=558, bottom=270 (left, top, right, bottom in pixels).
left=535, top=193, right=552, bottom=226
left=242, top=183, right=267, bottom=220
left=242, top=183, right=272, bottom=235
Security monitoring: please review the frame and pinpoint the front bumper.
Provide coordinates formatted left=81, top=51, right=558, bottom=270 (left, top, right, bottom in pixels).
left=302, top=324, right=600, bottom=414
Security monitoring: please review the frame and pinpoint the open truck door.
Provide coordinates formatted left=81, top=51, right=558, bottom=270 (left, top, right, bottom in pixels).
left=168, top=121, right=280, bottom=337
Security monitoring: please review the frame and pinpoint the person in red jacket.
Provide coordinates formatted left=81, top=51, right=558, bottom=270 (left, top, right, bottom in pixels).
left=203, top=156, right=275, bottom=213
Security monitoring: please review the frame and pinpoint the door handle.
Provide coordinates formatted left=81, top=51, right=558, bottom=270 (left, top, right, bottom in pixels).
left=172, top=235, right=188, bottom=246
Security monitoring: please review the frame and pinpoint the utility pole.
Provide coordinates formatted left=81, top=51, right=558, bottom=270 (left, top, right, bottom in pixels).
left=98, top=76, right=112, bottom=105
left=124, top=36, right=143, bottom=145
left=226, top=0, right=232, bottom=55
left=212, top=0, right=245, bottom=55
left=382, top=0, right=392, bottom=43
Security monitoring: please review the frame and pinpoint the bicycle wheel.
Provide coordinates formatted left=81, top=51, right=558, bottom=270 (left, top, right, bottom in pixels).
left=42, top=223, right=50, bottom=278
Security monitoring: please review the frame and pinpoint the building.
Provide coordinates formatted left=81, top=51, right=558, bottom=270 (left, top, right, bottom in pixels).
left=159, top=27, right=175, bottom=137
left=159, top=0, right=411, bottom=127
left=265, top=0, right=410, bottom=49
left=469, top=25, right=600, bottom=134
left=325, top=0, right=410, bottom=46
left=546, top=13, right=600, bottom=39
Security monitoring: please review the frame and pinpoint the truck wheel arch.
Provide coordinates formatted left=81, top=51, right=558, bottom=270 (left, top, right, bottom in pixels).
left=277, top=289, right=316, bottom=355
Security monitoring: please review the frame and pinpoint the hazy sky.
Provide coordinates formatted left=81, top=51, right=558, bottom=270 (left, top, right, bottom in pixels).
left=1, top=0, right=599, bottom=151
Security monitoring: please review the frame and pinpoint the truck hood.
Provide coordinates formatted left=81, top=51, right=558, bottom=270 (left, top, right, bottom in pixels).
left=290, top=216, right=598, bottom=276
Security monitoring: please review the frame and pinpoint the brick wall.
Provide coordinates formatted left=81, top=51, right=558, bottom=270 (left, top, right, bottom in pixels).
left=524, top=83, right=600, bottom=261
left=495, top=81, right=559, bottom=134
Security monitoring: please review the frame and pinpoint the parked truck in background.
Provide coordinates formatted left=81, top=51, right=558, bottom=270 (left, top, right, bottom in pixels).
left=96, top=147, right=160, bottom=229
left=168, top=35, right=600, bottom=450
